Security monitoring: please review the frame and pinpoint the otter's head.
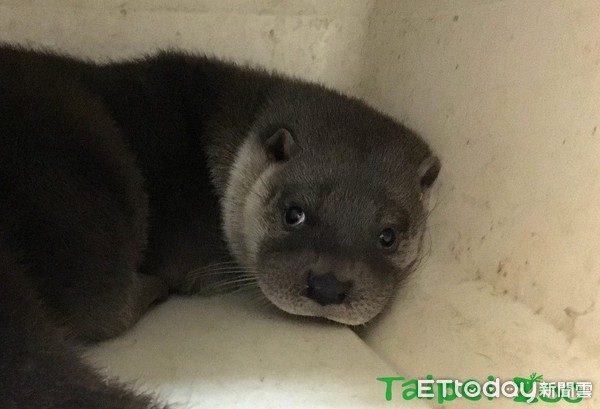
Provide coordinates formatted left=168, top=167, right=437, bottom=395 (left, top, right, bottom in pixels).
left=222, top=84, right=440, bottom=325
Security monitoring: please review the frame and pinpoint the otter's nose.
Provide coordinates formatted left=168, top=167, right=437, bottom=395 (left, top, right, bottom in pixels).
left=305, top=272, right=352, bottom=306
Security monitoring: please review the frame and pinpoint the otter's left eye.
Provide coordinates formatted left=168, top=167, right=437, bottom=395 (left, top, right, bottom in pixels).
left=379, top=228, right=398, bottom=251
left=285, top=206, right=305, bottom=227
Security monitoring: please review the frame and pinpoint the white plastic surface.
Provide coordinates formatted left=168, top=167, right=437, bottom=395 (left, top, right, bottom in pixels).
left=86, top=294, right=428, bottom=409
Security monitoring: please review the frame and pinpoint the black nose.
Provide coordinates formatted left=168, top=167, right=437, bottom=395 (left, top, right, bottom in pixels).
left=305, top=272, right=352, bottom=306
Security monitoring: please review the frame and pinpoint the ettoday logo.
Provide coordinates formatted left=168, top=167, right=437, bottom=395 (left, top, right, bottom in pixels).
left=376, top=372, right=593, bottom=404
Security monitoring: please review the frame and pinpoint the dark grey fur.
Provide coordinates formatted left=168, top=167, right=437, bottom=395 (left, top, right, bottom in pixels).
left=0, top=45, right=440, bottom=408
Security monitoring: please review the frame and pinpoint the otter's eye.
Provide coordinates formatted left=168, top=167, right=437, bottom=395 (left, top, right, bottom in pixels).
left=379, top=228, right=398, bottom=251
left=284, top=206, right=305, bottom=227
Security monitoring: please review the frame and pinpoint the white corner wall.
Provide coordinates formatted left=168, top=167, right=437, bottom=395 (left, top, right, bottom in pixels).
left=361, top=1, right=600, bottom=406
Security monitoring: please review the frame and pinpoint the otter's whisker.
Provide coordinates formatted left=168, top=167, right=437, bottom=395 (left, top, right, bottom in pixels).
left=206, top=277, right=258, bottom=287
left=179, top=269, right=259, bottom=286
left=188, top=266, right=258, bottom=275
left=185, top=260, right=240, bottom=274
left=202, top=278, right=259, bottom=293
left=186, top=266, right=256, bottom=277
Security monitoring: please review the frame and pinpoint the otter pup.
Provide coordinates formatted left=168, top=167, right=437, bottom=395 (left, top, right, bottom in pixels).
left=0, top=45, right=440, bottom=408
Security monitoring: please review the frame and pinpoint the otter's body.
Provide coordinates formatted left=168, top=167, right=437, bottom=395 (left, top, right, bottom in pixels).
left=0, top=46, right=439, bottom=408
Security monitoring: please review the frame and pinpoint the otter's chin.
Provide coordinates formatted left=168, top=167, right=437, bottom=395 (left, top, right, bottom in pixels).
left=256, top=280, right=385, bottom=325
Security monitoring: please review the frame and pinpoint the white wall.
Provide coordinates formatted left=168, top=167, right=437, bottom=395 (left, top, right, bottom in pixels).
left=361, top=1, right=600, bottom=404
left=0, top=0, right=373, bottom=94
left=362, top=0, right=600, bottom=345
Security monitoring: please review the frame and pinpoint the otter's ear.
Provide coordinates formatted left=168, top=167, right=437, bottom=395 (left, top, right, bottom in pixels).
left=418, top=155, right=441, bottom=189
left=264, top=128, right=298, bottom=162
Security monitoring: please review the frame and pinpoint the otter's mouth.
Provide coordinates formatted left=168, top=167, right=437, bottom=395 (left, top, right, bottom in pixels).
left=263, top=293, right=381, bottom=325
left=255, top=274, right=390, bottom=325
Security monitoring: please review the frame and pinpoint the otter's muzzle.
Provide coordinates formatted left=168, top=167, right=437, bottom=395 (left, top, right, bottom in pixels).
left=305, top=271, right=353, bottom=306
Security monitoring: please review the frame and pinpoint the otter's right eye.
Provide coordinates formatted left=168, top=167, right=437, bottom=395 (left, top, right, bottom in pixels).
left=378, top=228, right=398, bottom=251
left=284, top=206, right=305, bottom=227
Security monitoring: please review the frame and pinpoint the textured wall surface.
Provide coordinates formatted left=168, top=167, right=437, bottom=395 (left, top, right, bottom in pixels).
left=361, top=1, right=600, bottom=406
left=0, top=0, right=373, bottom=94
left=363, top=0, right=600, bottom=345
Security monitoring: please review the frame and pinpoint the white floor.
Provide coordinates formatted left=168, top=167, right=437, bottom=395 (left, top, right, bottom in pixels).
left=86, top=294, right=428, bottom=409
